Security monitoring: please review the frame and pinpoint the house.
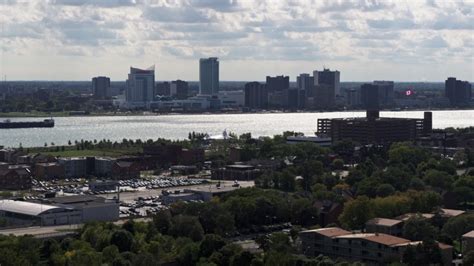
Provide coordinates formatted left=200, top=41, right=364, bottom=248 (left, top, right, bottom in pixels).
left=366, top=218, right=404, bottom=237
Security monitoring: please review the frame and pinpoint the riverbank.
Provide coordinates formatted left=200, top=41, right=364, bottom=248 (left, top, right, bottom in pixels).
left=2, top=107, right=474, bottom=118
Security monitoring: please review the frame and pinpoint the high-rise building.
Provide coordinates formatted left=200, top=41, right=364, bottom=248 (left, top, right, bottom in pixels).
left=199, top=58, right=219, bottom=95
left=156, top=82, right=171, bottom=97
left=311, top=69, right=340, bottom=109
left=126, top=66, right=155, bottom=107
left=171, top=80, right=189, bottom=100
left=266, top=76, right=289, bottom=108
left=92, top=76, right=111, bottom=99
left=296, top=73, right=314, bottom=109
left=445, top=77, right=472, bottom=106
left=360, top=83, right=380, bottom=110
left=373, top=80, right=394, bottom=106
left=244, top=82, right=268, bottom=109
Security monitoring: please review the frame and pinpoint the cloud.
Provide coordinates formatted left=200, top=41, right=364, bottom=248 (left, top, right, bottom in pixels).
left=1, top=0, right=473, bottom=81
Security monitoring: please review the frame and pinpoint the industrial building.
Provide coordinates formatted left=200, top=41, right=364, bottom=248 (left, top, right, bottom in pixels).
left=0, top=195, right=119, bottom=227
left=317, top=110, right=432, bottom=144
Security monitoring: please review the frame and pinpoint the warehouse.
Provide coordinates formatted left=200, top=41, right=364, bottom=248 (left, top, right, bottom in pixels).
left=0, top=195, right=119, bottom=227
left=0, top=200, right=81, bottom=226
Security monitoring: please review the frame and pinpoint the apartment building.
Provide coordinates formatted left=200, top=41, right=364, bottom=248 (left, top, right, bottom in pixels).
left=299, top=227, right=452, bottom=265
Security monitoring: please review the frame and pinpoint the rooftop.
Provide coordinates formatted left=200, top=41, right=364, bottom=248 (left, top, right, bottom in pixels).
left=440, top=208, right=465, bottom=217
left=463, top=230, right=474, bottom=238
left=366, top=218, right=403, bottom=227
left=301, top=227, right=350, bottom=237
left=0, top=200, right=68, bottom=216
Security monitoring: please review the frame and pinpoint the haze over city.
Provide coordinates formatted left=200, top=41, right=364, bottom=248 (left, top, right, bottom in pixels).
left=1, top=0, right=473, bottom=81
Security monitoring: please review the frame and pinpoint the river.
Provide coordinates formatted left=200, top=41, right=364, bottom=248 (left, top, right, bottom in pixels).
left=1, top=110, right=473, bottom=147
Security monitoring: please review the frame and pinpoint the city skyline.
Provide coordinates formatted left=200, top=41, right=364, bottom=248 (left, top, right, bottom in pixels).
left=1, top=0, right=473, bottom=82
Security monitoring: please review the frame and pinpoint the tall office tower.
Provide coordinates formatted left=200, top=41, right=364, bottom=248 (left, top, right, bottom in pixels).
left=266, top=75, right=289, bottom=108
left=126, top=66, right=155, bottom=107
left=360, top=83, right=380, bottom=111
left=171, top=80, right=189, bottom=100
left=199, top=57, right=219, bottom=95
left=297, top=73, right=314, bottom=109
left=445, top=77, right=472, bottom=106
left=373, top=80, right=394, bottom=106
left=346, top=89, right=361, bottom=107
left=92, top=76, right=111, bottom=99
left=156, top=82, right=171, bottom=96
left=244, top=82, right=268, bottom=109
left=312, top=69, right=340, bottom=109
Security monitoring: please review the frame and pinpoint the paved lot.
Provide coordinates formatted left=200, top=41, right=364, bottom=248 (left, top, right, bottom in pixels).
left=101, top=180, right=254, bottom=202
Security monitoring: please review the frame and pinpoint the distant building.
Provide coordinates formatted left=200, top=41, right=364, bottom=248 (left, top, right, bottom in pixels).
left=297, top=73, right=314, bottom=109
left=58, top=157, right=87, bottom=178
left=171, top=80, right=189, bottom=100
left=244, top=82, right=268, bottom=109
left=0, top=168, right=32, bottom=190
left=445, top=77, right=472, bottom=107
left=361, top=81, right=394, bottom=109
left=211, top=164, right=262, bottom=180
left=126, top=66, right=155, bottom=108
left=111, top=161, right=140, bottom=179
left=199, top=57, right=219, bottom=95
left=318, top=111, right=433, bottom=144
left=156, top=81, right=171, bottom=96
left=266, top=76, right=289, bottom=108
left=92, top=76, right=111, bottom=99
left=309, top=69, right=340, bottom=109
left=219, top=90, right=245, bottom=108
left=346, top=89, right=361, bottom=107
left=35, top=162, right=65, bottom=180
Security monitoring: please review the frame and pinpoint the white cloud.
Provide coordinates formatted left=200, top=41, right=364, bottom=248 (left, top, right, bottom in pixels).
left=0, top=0, right=472, bottom=81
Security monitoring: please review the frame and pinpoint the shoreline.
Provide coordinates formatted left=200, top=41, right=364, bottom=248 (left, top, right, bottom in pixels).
left=1, top=108, right=474, bottom=118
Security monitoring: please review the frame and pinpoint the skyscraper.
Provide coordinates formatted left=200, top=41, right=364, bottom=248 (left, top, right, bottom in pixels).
left=199, top=58, right=219, bottom=95
left=311, top=68, right=340, bottom=109
left=373, top=80, right=394, bottom=107
left=360, top=83, right=380, bottom=111
left=171, top=80, right=189, bottom=100
left=126, top=66, right=155, bottom=108
left=445, top=77, right=472, bottom=107
left=296, top=73, right=314, bottom=108
left=244, top=82, right=268, bottom=109
left=92, top=76, right=111, bottom=99
left=266, top=75, right=289, bottom=108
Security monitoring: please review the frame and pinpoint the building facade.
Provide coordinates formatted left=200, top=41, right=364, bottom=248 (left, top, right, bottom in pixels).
left=244, top=82, right=268, bottom=109
left=92, top=76, right=111, bottom=99
left=309, top=69, right=340, bottom=109
left=445, top=77, right=472, bottom=107
left=126, top=66, right=155, bottom=108
left=171, top=80, right=189, bottom=100
left=199, top=58, right=219, bottom=95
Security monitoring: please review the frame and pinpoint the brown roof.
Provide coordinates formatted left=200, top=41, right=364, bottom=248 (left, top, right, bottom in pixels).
left=366, top=218, right=403, bottom=227
left=362, top=234, right=411, bottom=246
left=438, top=242, right=453, bottom=250
left=305, top=227, right=351, bottom=237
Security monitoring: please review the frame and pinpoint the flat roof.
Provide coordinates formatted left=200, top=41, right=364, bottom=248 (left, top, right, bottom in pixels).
left=335, top=233, right=411, bottom=246
left=440, top=208, right=465, bottom=217
left=463, top=230, right=474, bottom=238
left=301, top=227, right=350, bottom=237
left=366, top=218, right=403, bottom=227
left=0, top=200, right=66, bottom=216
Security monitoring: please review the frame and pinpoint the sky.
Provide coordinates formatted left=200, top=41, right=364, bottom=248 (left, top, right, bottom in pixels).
left=0, top=0, right=473, bottom=82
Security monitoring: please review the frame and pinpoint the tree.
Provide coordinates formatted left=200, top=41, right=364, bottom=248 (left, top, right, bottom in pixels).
left=423, top=170, right=453, bottom=190
left=199, top=234, right=226, bottom=258
left=442, top=214, right=474, bottom=241
left=376, top=184, right=395, bottom=197
left=169, top=215, right=204, bottom=242
left=402, top=215, right=438, bottom=241
left=177, top=242, right=200, bottom=266
left=110, top=230, right=134, bottom=253
left=464, top=250, right=474, bottom=266
left=339, top=196, right=375, bottom=230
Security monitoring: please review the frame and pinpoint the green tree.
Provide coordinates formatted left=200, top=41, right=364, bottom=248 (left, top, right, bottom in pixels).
left=339, top=196, right=375, bottom=230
